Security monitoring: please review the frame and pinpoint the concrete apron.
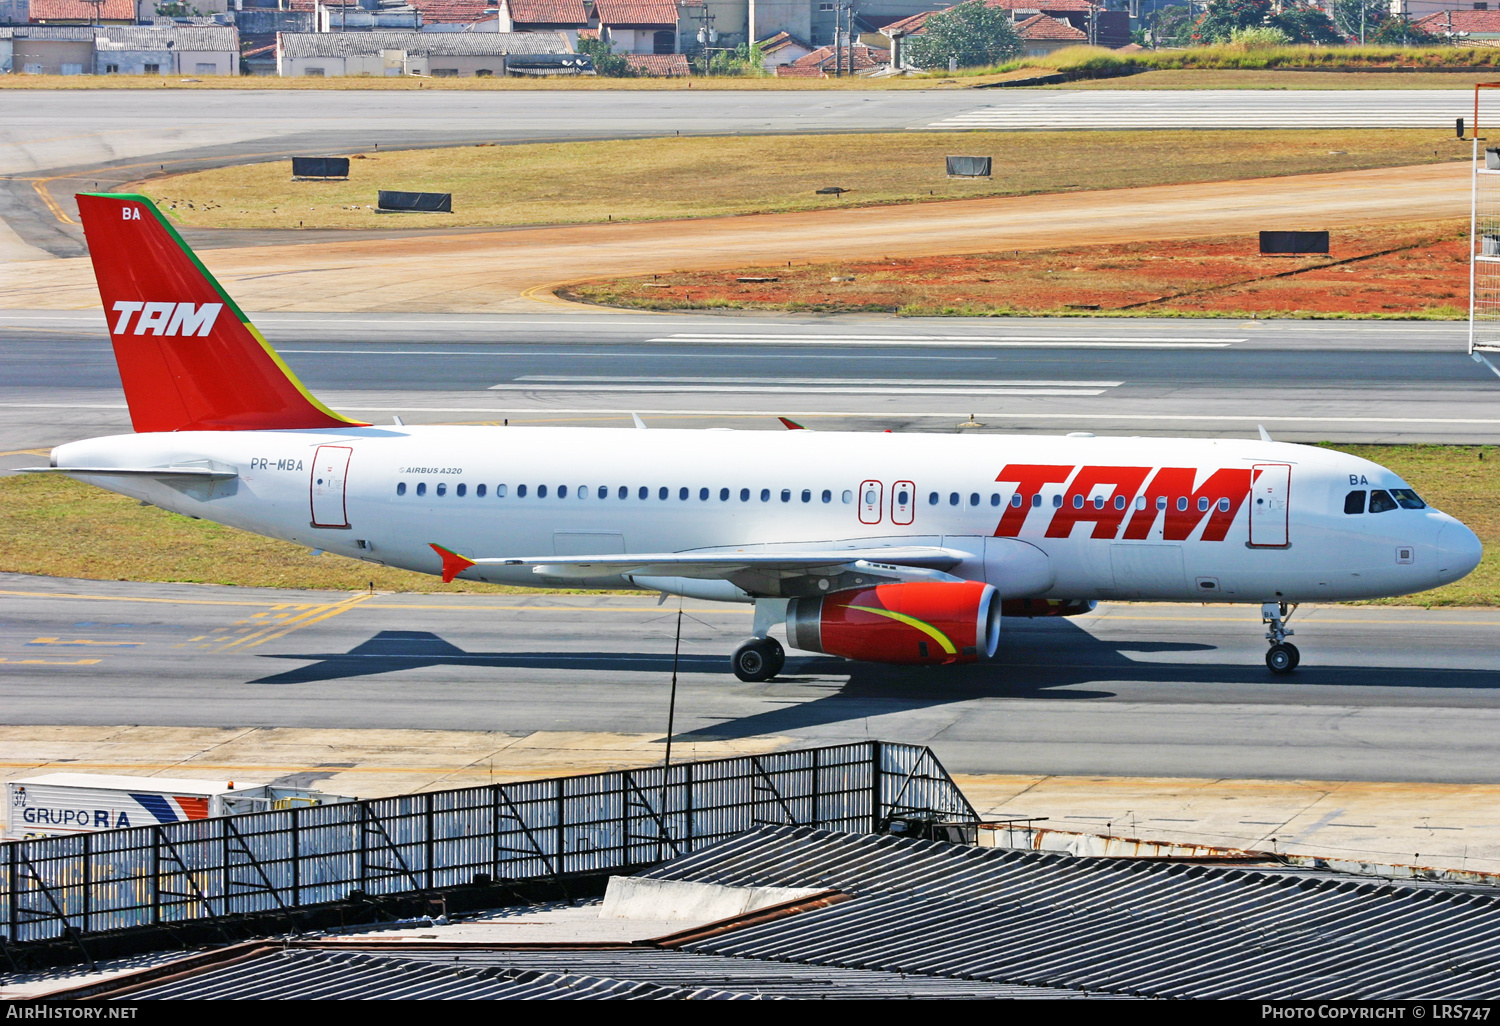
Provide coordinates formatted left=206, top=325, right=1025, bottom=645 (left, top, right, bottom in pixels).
left=4, top=724, right=1498, bottom=877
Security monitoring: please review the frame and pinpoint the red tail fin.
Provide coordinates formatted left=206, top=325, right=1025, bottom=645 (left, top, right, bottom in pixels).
left=77, top=193, right=365, bottom=433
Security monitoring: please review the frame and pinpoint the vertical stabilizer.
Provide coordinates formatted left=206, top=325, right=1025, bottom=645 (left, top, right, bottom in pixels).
left=76, top=193, right=365, bottom=433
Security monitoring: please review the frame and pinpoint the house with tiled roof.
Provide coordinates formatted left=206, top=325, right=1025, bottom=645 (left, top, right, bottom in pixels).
left=595, top=0, right=677, bottom=52
left=623, top=50, right=687, bottom=74
left=26, top=0, right=133, bottom=24
left=880, top=0, right=1127, bottom=56
left=1414, top=8, right=1500, bottom=38
left=774, top=40, right=886, bottom=76
left=1014, top=11, right=1084, bottom=53
left=495, top=0, right=589, bottom=44
left=758, top=28, right=814, bottom=68
left=985, top=0, right=1128, bottom=46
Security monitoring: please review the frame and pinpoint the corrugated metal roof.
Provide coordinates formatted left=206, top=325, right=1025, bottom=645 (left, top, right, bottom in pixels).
left=128, top=949, right=757, bottom=1000
left=645, top=826, right=1500, bottom=1000
left=120, top=945, right=1084, bottom=999
left=384, top=948, right=1087, bottom=998
left=279, top=30, right=567, bottom=57
left=95, top=24, right=239, bottom=49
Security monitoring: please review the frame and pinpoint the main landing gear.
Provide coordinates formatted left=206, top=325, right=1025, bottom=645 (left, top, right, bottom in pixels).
left=732, top=636, right=785, bottom=682
left=1262, top=601, right=1300, bottom=674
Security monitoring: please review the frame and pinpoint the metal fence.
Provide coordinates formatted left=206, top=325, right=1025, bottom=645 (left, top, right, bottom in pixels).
left=2, top=741, right=973, bottom=948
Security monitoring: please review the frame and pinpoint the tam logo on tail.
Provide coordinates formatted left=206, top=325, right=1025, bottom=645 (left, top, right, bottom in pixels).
left=111, top=301, right=222, bottom=337
left=76, top=192, right=365, bottom=434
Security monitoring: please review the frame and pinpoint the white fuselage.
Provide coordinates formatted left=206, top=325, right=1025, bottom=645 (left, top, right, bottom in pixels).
left=52, top=426, right=1482, bottom=604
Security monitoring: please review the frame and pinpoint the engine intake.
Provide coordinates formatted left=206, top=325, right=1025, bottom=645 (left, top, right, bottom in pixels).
left=785, top=581, right=1001, bottom=665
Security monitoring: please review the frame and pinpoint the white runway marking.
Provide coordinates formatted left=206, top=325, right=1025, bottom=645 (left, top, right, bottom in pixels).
left=514, top=375, right=1125, bottom=386
left=488, top=384, right=1112, bottom=397
left=648, top=334, right=1235, bottom=348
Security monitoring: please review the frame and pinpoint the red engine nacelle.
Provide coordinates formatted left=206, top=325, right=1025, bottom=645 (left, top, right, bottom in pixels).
left=784, top=581, right=1001, bottom=665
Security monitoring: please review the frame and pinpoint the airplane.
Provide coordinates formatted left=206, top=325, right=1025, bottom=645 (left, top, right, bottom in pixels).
left=24, top=193, right=1484, bottom=682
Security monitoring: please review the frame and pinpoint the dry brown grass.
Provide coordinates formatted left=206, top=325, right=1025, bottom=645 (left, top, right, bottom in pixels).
left=1056, top=69, right=1500, bottom=90
left=566, top=219, right=1472, bottom=320
left=0, top=473, right=541, bottom=593
left=142, top=129, right=1465, bottom=233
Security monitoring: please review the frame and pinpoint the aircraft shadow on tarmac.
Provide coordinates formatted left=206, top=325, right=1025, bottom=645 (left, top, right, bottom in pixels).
left=251, top=626, right=1500, bottom=740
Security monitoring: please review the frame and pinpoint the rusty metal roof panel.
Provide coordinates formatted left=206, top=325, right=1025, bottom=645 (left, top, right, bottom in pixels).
left=647, top=827, right=1500, bottom=999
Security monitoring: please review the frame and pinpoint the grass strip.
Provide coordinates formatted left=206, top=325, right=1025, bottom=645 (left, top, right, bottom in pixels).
left=1, top=444, right=1493, bottom=605
left=142, top=129, right=1465, bottom=233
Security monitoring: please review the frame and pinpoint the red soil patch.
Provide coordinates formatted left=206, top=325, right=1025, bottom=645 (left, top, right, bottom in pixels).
left=566, top=220, right=1470, bottom=318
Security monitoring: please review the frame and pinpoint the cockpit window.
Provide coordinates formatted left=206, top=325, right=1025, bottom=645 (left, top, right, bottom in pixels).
left=1368, top=489, right=1399, bottom=513
left=1344, top=490, right=1366, bottom=515
left=1390, top=488, right=1426, bottom=510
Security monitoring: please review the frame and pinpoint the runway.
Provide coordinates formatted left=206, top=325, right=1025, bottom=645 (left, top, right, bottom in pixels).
left=1, top=311, right=1493, bottom=455
left=1, top=574, right=1497, bottom=783
left=0, top=88, right=1476, bottom=258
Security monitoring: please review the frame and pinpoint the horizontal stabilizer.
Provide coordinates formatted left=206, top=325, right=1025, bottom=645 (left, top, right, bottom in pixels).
left=19, top=466, right=237, bottom=480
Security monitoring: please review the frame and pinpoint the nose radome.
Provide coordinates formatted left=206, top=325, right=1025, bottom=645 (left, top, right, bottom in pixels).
left=1435, top=521, right=1483, bottom=581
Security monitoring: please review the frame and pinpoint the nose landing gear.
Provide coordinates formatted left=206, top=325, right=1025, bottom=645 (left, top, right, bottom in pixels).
left=1262, top=601, right=1300, bottom=674
left=731, top=636, right=785, bottom=682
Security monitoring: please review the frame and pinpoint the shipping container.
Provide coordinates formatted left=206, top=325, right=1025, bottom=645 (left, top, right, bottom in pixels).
left=5, top=773, right=354, bottom=840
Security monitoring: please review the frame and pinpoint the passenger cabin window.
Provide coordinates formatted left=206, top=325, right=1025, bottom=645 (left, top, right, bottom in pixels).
left=1344, top=490, right=1366, bottom=515
left=416, top=482, right=427, bottom=497
left=456, top=484, right=466, bottom=497
left=1368, top=489, right=1399, bottom=513
left=517, top=484, right=527, bottom=498
left=841, top=490, right=852, bottom=504
left=930, top=492, right=940, bottom=505
left=396, top=482, right=406, bottom=496
left=436, top=483, right=447, bottom=497
left=477, top=484, right=486, bottom=497
left=823, top=489, right=833, bottom=503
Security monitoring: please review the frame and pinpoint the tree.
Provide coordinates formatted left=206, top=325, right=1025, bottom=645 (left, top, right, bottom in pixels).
left=1192, top=0, right=1273, bottom=44
left=904, top=0, right=1022, bottom=72
left=1148, top=4, right=1196, bottom=46
left=1272, top=2, right=1342, bottom=44
left=1368, top=15, right=1436, bottom=44
left=1192, top=0, right=1339, bottom=45
left=701, top=40, right=771, bottom=76
left=1331, top=0, right=1387, bottom=42
left=576, top=36, right=635, bottom=77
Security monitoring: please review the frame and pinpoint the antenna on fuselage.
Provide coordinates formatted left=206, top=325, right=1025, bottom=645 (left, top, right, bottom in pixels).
left=1257, top=424, right=1273, bottom=443
left=632, top=413, right=648, bottom=429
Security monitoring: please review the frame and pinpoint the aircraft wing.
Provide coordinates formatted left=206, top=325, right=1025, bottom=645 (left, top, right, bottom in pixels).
left=429, top=543, right=971, bottom=586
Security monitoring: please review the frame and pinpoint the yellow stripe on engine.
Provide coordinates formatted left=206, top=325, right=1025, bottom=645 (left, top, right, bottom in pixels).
left=844, top=604, right=958, bottom=655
